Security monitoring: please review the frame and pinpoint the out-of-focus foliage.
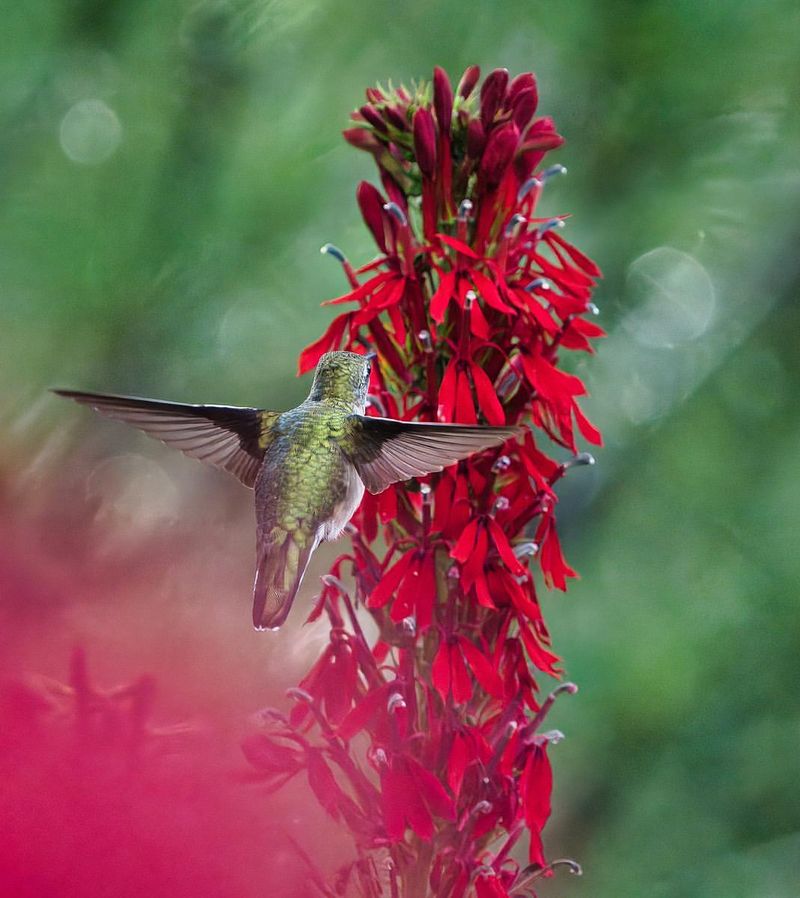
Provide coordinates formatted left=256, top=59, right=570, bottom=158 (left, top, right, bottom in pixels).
left=1, top=1, right=798, bottom=896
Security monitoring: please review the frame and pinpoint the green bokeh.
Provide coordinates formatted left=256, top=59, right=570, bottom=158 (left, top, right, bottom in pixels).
left=2, top=1, right=799, bottom=895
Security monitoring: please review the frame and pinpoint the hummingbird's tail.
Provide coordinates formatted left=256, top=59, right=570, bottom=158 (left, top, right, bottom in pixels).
left=252, top=531, right=319, bottom=630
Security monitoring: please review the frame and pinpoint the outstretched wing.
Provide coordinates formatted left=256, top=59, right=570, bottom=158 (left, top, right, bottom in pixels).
left=342, top=415, right=522, bottom=494
left=53, top=389, right=278, bottom=488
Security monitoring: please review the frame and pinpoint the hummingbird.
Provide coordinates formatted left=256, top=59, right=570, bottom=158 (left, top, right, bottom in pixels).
left=54, top=351, right=520, bottom=630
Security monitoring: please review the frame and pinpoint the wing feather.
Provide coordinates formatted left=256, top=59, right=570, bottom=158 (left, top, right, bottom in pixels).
left=343, top=415, right=522, bottom=494
left=53, top=389, right=277, bottom=488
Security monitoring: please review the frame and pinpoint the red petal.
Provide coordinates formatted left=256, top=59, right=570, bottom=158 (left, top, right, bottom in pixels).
left=447, top=732, right=470, bottom=798
left=436, top=355, right=458, bottom=421
left=450, top=518, right=479, bottom=563
left=458, top=636, right=504, bottom=698
left=432, top=640, right=452, bottom=701
left=549, top=231, right=602, bottom=277
left=460, top=524, right=489, bottom=593
left=406, top=756, right=456, bottom=821
left=455, top=367, right=477, bottom=424
left=540, top=526, right=577, bottom=591
left=437, top=233, right=480, bottom=259
left=322, top=271, right=391, bottom=306
left=469, top=296, right=491, bottom=339
left=389, top=555, right=421, bottom=622
left=524, top=352, right=586, bottom=402
left=474, top=573, right=496, bottom=609
left=430, top=269, right=456, bottom=323
left=338, top=683, right=390, bottom=740
left=521, top=744, right=552, bottom=864
left=570, top=317, right=607, bottom=339
left=574, top=401, right=603, bottom=446
left=518, top=615, right=561, bottom=675
left=470, top=269, right=513, bottom=314
left=367, top=549, right=415, bottom=608
left=487, top=518, right=526, bottom=576
left=380, top=766, right=410, bottom=841
left=451, top=641, right=472, bottom=704
left=414, top=551, right=437, bottom=631
left=306, top=750, right=344, bottom=821
left=470, top=361, right=505, bottom=425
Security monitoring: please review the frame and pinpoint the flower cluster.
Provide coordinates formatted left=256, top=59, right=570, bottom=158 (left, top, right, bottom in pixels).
left=246, top=66, right=602, bottom=896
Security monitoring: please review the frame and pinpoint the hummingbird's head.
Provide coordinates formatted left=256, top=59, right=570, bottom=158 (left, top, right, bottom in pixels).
left=308, top=351, right=372, bottom=410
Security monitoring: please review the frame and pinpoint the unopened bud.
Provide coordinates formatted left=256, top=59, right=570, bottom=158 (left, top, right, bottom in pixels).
left=359, top=104, right=388, bottom=133
left=466, top=119, right=486, bottom=158
left=480, top=67, right=509, bottom=128
left=479, top=122, right=520, bottom=190
left=384, top=105, right=408, bottom=131
left=512, top=88, right=538, bottom=130
left=433, top=66, right=454, bottom=132
left=456, top=64, right=481, bottom=100
left=412, top=107, right=437, bottom=179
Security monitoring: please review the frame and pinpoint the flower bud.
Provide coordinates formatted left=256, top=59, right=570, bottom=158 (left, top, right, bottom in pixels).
left=466, top=119, right=486, bottom=158
left=507, top=72, right=538, bottom=109
left=413, top=107, right=437, bottom=178
left=384, top=104, right=408, bottom=131
left=479, top=122, right=520, bottom=189
left=359, top=104, right=388, bottom=133
left=433, top=66, right=453, bottom=134
left=342, top=127, right=382, bottom=151
left=480, top=67, right=509, bottom=128
left=512, top=88, right=538, bottom=130
left=456, top=64, right=480, bottom=99
left=356, top=181, right=388, bottom=252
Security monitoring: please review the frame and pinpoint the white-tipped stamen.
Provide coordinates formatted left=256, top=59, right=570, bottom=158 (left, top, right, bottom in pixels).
left=525, top=277, right=551, bottom=292
left=320, top=243, right=347, bottom=263
left=382, top=201, right=408, bottom=227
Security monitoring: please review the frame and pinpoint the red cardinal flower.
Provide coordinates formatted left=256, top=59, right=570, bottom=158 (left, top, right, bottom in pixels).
left=250, top=65, right=601, bottom=897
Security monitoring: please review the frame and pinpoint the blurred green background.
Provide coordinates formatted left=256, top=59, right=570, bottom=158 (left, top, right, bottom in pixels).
left=2, top=1, right=799, bottom=895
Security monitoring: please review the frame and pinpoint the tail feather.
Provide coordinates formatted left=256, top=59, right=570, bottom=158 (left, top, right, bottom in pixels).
left=252, top=532, right=318, bottom=630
